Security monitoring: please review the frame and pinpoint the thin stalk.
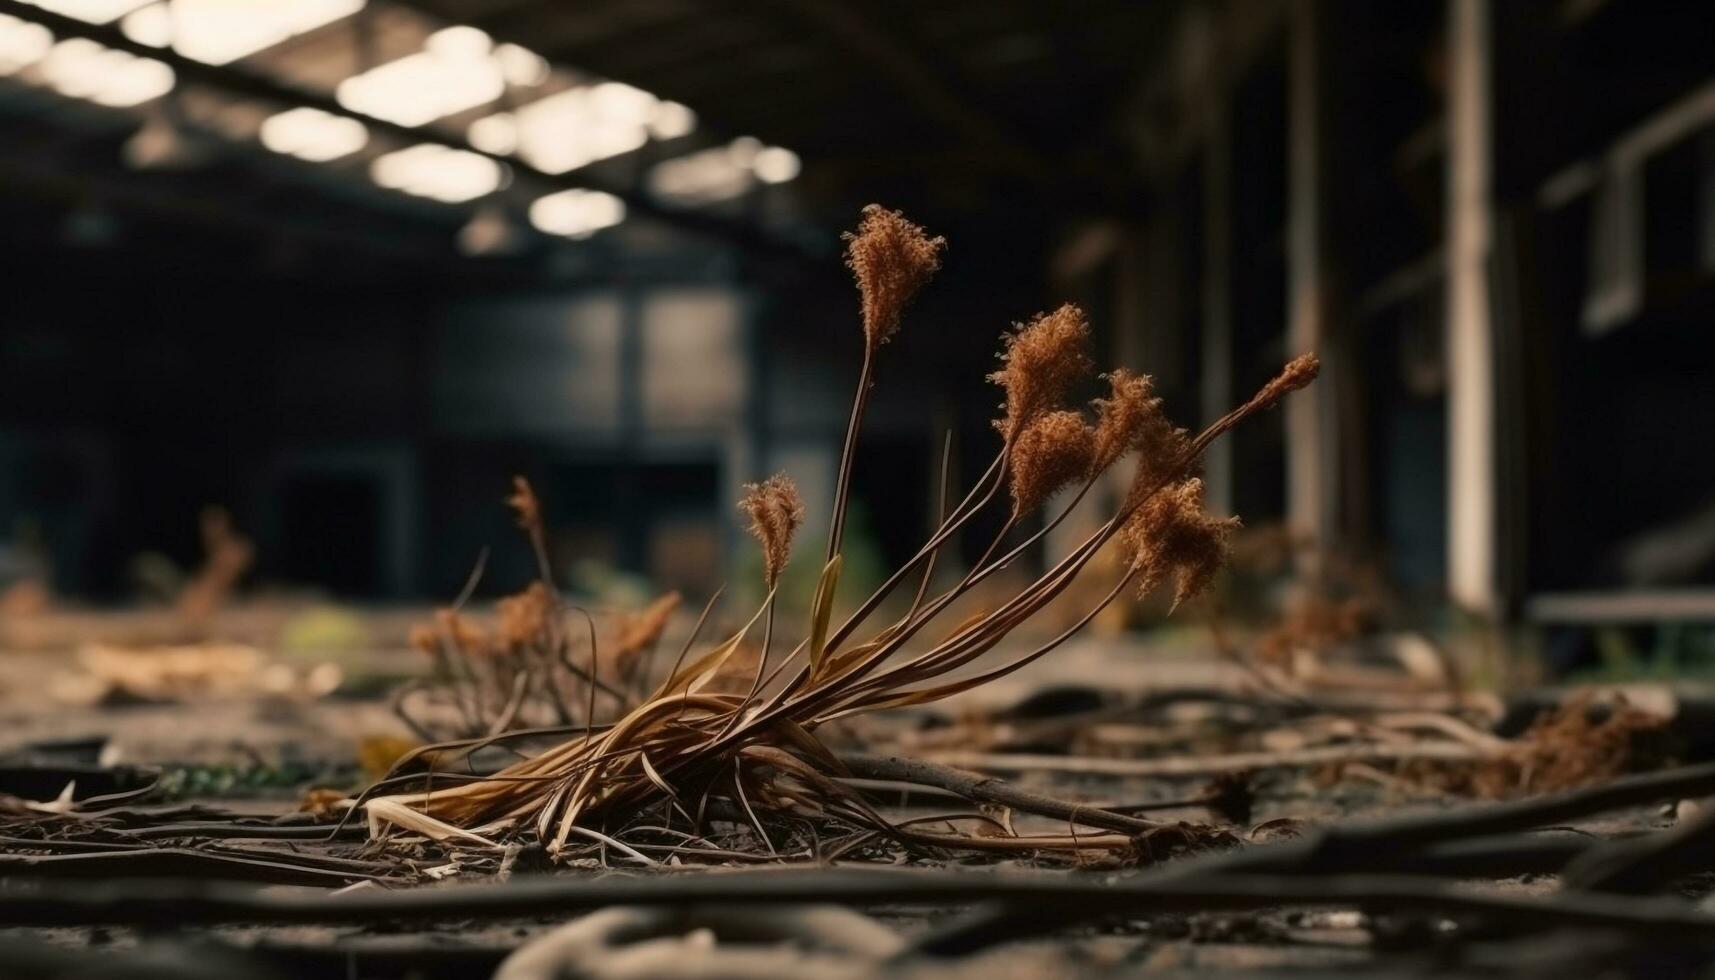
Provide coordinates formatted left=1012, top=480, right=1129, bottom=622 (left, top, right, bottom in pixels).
left=718, top=594, right=776, bottom=739
left=826, top=353, right=874, bottom=563
left=763, top=451, right=1007, bottom=703
left=903, top=432, right=957, bottom=623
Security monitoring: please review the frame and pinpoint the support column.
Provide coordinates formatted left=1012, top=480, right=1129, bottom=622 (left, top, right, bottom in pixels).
left=1446, top=0, right=1497, bottom=614
left=1201, top=100, right=1235, bottom=515
left=616, top=286, right=646, bottom=575
left=1287, top=0, right=1338, bottom=559
left=729, top=287, right=766, bottom=566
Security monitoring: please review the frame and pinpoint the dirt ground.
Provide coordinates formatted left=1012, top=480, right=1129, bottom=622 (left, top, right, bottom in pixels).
left=1, top=609, right=1709, bottom=979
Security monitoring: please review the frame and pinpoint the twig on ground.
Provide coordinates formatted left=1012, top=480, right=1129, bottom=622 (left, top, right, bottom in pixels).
left=1563, top=792, right=1715, bottom=894
left=839, top=754, right=1165, bottom=835
left=0, top=847, right=381, bottom=887
left=919, top=742, right=1485, bottom=778
left=2, top=867, right=1711, bottom=940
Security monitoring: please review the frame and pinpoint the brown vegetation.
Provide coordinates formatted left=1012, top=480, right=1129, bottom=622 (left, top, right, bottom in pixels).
left=354, top=205, right=1319, bottom=859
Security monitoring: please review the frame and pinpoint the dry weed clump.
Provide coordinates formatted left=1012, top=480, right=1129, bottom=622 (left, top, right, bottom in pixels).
left=1254, top=595, right=1372, bottom=670
left=175, top=506, right=254, bottom=629
left=354, top=205, right=1319, bottom=858
left=396, top=482, right=680, bottom=741
left=1403, top=693, right=1677, bottom=799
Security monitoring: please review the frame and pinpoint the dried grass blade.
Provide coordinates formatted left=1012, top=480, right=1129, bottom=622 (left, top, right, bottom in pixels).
left=652, top=595, right=771, bottom=698
left=365, top=798, right=503, bottom=847
left=808, top=555, right=843, bottom=676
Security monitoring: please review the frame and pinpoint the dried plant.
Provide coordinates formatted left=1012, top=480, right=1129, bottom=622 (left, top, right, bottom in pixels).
left=828, top=206, right=946, bottom=563
left=355, top=207, right=1319, bottom=861
left=175, top=506, right=254, bottom=629
left=1401, top=693, right=1677, bottom=799
left=394, top=484, right=675, bottom=742
left=1255, top=595, right=1371, bottom=669
left=612, top=591, right=683, bottom=685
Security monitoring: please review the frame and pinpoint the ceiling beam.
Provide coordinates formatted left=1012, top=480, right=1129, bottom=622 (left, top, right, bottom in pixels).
left=0, top=153, right=446, bottom=271
left=394, top=0, right=792, bottom=165
left=0, top=0, right=817, bottom=262
left=752, top=0, right=1047, bottom=176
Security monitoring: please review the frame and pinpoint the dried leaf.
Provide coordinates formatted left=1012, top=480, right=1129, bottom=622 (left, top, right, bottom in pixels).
left=807, top=555, right=843, bottom=675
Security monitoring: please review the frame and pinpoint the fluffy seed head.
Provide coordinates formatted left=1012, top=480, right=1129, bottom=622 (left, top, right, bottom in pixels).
left=1008, top=410, right=1095, bottom=518
left=989, top=304, right=1093, bottom=441
left=1089, top=369, right=1180, bottom=476
left=1247, top=353, right=1321, bottom=415
left=1130, top=419, right=1192, bottom=507
left=739, top=473, right=806, bottom=588
left=1119, top=478, right=1240, bottom=609
left=844, top=205, right=946, bottom=353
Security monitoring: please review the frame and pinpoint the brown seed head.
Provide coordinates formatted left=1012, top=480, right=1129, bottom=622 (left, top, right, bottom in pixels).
left=739, top=473, right=806, bottom=588
left=1130, top=418, right=1192, bottom=506
left=1008, top=409, right=1094, bottom=519
left=1119, top=478, right=1240, bottom=609
left=1088, top=368, right=1184, bottom=476
left=1116, top=404, right=1194, bottom=520
left=506, top=476, right=542, bottom=534
left=989, top=304, right=1093, bottom=441
left=844, top=204, right=946, bottom=353
left=1247, top=353, right=1321, bottom=415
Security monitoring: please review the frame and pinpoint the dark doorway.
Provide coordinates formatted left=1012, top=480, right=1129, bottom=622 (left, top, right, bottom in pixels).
left=278, top=475, right=382, bottom=598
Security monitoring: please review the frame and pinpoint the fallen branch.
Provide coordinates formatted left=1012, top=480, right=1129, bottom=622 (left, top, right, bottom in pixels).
left=0, top=847, right=381, bottom=887
left=920, top=741, right=1485, bottom=778
left=839, top=754, right=1166, bottom=835
left=1, top=866, right=1710, bottom=939
left=1564, top=794, right=1715, bottom=894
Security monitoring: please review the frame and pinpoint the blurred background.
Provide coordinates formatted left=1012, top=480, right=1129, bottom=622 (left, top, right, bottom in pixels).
left=0, top=0, right=1712, bottom=675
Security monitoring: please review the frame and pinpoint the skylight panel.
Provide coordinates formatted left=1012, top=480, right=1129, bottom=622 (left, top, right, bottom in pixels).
left=469, top=82, right=694, bottom=176
left=529, top=188, right=625, bottom=238
left=38, top=36, right=173, bottom=107
left=15, top=0, right=148, bottom=25
left=371, top=143, right=503, bottom=203
left=0, top=13, right=53, bottom=75
left=337, top=26, right=511, bottom=127
left=260, top=106, right=368, bottom=162
left=649, top=137, right=800, bottom=204
left=119, top=0, right=364, bottom=66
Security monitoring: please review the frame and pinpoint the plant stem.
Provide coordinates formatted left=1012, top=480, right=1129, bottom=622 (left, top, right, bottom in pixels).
left=838, top=754, right=1162, bottom=834
left=827, top=353, right=874, bottom=563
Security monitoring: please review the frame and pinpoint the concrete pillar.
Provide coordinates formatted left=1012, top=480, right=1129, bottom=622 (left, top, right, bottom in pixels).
left=1201, top=101, right=1235, bottom=515
left=1286, top=0, right=1338, bottom=557
left=616, top=286, right=645, bottom=574
left=1446, top=0, right=1498, bottom=613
